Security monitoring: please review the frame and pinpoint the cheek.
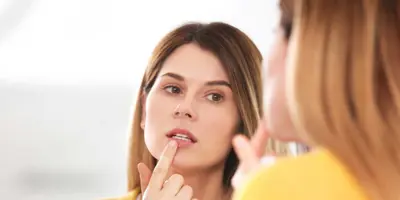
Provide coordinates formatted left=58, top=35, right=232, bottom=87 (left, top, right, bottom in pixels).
left=143, top=91, right=176, bottom=158
left=197, top=103, right=239, bottom=146
left=264, top=39, right=292, bottom=135
left=145, top=92, right=171, bottom=127
left=265, top=41, right=287, bottom=109
left=266, top=41, right=286, bottom=78
left=265, top=72, right=286, bottom=117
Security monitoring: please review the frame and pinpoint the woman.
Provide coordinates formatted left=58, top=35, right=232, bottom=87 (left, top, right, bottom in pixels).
left=233, top=0, right=400, bottom=200
left=108, top=22, right=264, bottom=200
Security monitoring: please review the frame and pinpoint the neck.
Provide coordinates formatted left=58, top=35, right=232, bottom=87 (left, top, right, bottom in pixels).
left=169, top=165, right=232, bottom=200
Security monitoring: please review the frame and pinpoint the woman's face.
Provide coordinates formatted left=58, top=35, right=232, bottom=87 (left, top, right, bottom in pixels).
left=142, top=43, right=240, bottom=170
left=263, top=26, right=299, bottom=141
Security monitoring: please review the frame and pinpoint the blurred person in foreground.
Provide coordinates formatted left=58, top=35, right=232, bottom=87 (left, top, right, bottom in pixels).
left=232, top=0, right=400, bottom=200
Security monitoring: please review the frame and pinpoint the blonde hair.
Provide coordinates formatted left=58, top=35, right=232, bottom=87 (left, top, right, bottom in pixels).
left=127, top=22, right=263, bottom=192
left=286, top=0, right=400, bottom=199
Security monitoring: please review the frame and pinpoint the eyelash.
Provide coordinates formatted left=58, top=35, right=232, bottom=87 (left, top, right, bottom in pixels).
left=163, top=85, right=182, bottom=94
left=206, top=93, right=224, bottom=103
left=162, top=85, right=224, bottom=103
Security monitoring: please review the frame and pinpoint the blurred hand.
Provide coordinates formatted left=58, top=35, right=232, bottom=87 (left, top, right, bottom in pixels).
left=231, top=120, right=275, bottom=189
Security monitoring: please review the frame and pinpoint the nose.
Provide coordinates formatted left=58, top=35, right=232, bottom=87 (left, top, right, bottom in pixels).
left=173, top=99, right=197, bottom=120
left=174, top=111, right=193, bottom=118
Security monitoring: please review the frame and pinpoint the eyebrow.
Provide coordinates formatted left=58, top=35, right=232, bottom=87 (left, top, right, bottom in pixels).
left=162, top=72, right=184, bottom=81
left=205, top=80, right=231, bottom=88
left=161, top=72, right=232, bottom=89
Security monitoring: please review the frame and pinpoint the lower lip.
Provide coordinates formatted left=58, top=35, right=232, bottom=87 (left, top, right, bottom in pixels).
left=168, top=137, right=195, bottom=147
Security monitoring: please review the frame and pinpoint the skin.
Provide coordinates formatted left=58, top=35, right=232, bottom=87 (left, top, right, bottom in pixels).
left=263, top=27, right=298, bottom=141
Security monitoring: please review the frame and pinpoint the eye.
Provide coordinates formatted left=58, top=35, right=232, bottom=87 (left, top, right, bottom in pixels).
left=206, top=93, right=224, bottom=103
left=164, top=85, right=182, bottom=94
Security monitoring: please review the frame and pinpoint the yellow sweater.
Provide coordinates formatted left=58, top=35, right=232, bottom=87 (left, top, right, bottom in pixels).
left=233, top=149, right=369, bottom=200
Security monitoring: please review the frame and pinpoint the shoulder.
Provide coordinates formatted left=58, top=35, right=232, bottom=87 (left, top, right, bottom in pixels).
left=102, top=188, right=140, bottom=200
left=233, top=149, right=368, bottom=200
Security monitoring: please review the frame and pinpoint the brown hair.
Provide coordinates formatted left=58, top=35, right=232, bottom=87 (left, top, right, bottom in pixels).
left=283, top=0, right=400, bottom=199
left=127, top=22, right=263, bottom=192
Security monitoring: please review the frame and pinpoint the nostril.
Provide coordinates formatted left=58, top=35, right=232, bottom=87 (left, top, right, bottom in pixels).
left=185, top=113, right=192, bottom=118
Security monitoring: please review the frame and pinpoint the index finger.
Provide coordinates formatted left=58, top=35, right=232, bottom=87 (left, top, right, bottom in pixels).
left=250, top=119, right=269, bottom=157
left=148, top=140, right=178, bottom=190
left=233, top=135, right=259, bottom=171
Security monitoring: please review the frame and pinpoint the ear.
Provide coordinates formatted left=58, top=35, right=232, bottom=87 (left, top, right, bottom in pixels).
left=140, top=93, right=147, bottom=130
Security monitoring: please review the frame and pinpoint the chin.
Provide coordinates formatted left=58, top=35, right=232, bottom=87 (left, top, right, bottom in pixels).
left=171, top=156, right=202, bottom=171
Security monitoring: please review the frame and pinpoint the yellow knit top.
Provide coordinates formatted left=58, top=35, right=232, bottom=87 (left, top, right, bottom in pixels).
left=233, top=149, right=369, bottom=200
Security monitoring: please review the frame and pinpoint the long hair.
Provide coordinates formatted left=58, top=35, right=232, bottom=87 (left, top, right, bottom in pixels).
left=286, top=1, right=400, bottom=199
left=127, top=22, right=263, bottom=192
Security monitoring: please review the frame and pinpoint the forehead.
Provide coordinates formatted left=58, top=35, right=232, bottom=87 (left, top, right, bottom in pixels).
left=159, top=43, right=229, bottom=82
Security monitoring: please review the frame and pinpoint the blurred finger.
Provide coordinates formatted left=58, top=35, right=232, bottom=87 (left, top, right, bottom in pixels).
left=233, top=135, right=259, bottom=172
left=250, top=120, right=269, bottom=157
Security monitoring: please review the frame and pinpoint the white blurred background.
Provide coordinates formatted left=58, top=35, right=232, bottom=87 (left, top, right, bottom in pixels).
left=0, top=0, right=278, bottom=199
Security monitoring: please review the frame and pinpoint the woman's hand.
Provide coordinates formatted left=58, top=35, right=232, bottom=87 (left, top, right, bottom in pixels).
left=137, top=141, right=198, bottom=200
left=231, top=121, right=275, bottom=189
